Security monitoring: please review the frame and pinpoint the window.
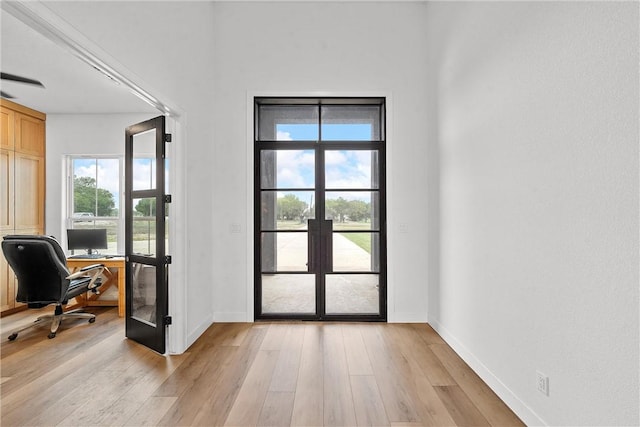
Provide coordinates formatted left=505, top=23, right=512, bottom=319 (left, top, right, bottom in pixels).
left=67, top=156, right=123, bottom=255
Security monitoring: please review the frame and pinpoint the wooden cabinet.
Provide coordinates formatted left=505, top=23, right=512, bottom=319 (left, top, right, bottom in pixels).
left=1, top=99, right=45, bottom=313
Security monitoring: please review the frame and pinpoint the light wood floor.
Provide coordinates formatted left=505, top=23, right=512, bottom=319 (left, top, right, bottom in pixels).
left=0, top=307, right=524, bottom=426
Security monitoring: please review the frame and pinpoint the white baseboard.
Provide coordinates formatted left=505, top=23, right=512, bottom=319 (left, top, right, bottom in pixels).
left=428, top=317, right=545, bottom=426
left=213, top=311, right=251, bottom=323
left=389, top=311, right=429, bottom=323
left=185, top=314, right=214, bottom=350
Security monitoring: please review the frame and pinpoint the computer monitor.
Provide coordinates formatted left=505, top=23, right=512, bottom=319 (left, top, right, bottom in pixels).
left=67, top=228, right=108, bottom=255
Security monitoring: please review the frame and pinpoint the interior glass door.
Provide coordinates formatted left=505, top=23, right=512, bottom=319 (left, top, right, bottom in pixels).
left=125, top=116, right=170, bottom=353
left=255, top=98, right=386, bottom=321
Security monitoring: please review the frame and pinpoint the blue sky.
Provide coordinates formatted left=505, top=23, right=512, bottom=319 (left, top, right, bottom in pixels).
left=73, top=157, right=158, bottom=213
left=273, top=123, right=376, bottom=205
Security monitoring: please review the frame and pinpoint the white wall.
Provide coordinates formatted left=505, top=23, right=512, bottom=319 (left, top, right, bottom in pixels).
left=211, top=1, right=430, bottom=322
left=426, top=2, right=639, bottom=425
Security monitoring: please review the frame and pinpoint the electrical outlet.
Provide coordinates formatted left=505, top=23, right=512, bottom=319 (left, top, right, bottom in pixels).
left=536, top=371, right=549, bottom=396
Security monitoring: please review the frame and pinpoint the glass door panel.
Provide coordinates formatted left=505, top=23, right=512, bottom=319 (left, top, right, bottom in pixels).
left=131, top=129, right=157, bottom=191
left=261, top=274, right=315, bottom=314
left=131, top=262, right=157, bottom=326
left=324, top=150, right=379, bottom=189
left=325, top=274, right=379, bottom=314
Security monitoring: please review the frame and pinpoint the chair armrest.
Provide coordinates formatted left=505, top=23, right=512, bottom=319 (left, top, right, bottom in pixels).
left=67, top=264, right=105, bottom=290
left=66, top=264, right=104, bottom=280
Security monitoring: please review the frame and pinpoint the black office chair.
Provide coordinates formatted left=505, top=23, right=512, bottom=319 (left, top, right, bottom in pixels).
left=2, top=235, right=104, bottom=340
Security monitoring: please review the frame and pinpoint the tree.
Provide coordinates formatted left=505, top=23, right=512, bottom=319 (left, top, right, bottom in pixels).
left=135, top=198, right=156, bottom=216
left=325, top=197, right=350, bottom=222
left=74, top=176, right=115, bottom=216
left=346, top=199, right=371, bottom=222
left=277, top=194, right=307, bottom=221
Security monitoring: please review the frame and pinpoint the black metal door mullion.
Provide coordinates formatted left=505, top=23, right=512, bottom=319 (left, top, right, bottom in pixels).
left=316, top=145, right=325, bottom=319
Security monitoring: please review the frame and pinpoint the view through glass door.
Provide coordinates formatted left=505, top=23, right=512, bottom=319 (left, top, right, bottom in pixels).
left=255, top=98, right=386, bottom=321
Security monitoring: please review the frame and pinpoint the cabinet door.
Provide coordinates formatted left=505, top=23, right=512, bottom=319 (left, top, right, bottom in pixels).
left=0, top=232, right=16, bottom=312
left=14, top=153, right=44, bottom=231
left=0, top=149, right=14, bottom=232
left=15, top=113, right=45, bottom=157
left=1, top=107, right=15, bottom=150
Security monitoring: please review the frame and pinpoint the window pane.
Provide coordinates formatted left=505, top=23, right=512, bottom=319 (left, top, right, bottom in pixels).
left=258, top=105, right=319, bottom=140
left=332, top=232, right=379, bottom=272
left=325, top=150, right=379, bottom=189
left=132, top=197, right=156, bottom=256
left=261, top=274, right=315, bottom=314
left=325, top=274, right=379, bottom=314
left=321, top=105, right=382, bottom=141
left=261, top=232, right=308, bottom=272
left=260, top=150, right=315, bottom=189
left=131, top=262, right=157, bottom=325
left=325, top=191, right=379, bottom=230
left=132, top=128, right=156, bottom=191
left=261, top=191, right=315, bottom=230
left=73, top=158, right=119, bottom=217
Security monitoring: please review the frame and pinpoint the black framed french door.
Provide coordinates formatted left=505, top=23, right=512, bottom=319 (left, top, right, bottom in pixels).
left=254, top=98, right=386, bottom=321
left=124, top=116, right=171, bottom=353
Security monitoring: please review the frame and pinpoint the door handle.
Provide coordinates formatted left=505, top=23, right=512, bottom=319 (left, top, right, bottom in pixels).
left=323, top=220, right=333, bottom=273
left=308, top=219, right=319, bottom=273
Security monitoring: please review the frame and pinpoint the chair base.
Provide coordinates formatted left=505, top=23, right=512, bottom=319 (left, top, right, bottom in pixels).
left=7, top=305, right=96, bottom=340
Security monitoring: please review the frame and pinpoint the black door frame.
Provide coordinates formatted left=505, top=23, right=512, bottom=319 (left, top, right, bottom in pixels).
left=125, top=115, right=170, bottom=353
left=254, top=97, right=387, bottom=321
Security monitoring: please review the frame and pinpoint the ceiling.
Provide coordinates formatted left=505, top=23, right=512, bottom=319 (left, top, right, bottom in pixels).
left=0, top=8, right=158, bottom=115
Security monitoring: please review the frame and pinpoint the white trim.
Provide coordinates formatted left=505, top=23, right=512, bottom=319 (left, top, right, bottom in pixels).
left=246, top=93, right=256, bottom=322
left=428, top=318, right=546, bottom=426
left=187, top=312, right=214, bottom=348
left=166, top=116, right=189, bottom=354
left=246, top=90, right=393, bottom=321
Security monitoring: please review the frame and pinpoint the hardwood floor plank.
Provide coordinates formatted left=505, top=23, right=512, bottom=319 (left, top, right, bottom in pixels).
left=343, top=323, right=374, bottom=376
left=389, top=324, right=456, bottom=386
left=412, top=375, right=458, bottom=427
left=290, top=324, right=324, bottom=427
left=411, top=323, right=447, bottom=345
left=430, top=344, right=525, bottom=426
left=260, top=322, right=289, bottom=350
left=92, top=350, right=189, bottom=426
left=360, top=324, right=421, bottom=424
left=224, top=349, right=280, bottom=426
left=269, top=324, right=304, bottom=392
left=123, top=396, right=178, bottom=427
left=257, top=391, right=295, bottom=427
left=350, top=374, right=390, bottom=426
left=190, top=326, right=268, bottom=426
left=434, top=385, right=491, bottom=426
left=323, top=325, right=357, bottom=427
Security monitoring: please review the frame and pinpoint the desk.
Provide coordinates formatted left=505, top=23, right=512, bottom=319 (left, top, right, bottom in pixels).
left=67, top=257, right=125, bottom=317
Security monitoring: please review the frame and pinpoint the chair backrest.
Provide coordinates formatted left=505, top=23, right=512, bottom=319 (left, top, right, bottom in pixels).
left=2, top=235, right=71, bottom=305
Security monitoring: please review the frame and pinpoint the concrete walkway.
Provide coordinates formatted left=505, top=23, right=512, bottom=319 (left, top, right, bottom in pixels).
left=261, top=232, right=379, bottom=314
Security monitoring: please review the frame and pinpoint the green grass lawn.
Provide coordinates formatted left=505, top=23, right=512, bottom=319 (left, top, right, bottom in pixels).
left=341, top=232, right=372, bottom=253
